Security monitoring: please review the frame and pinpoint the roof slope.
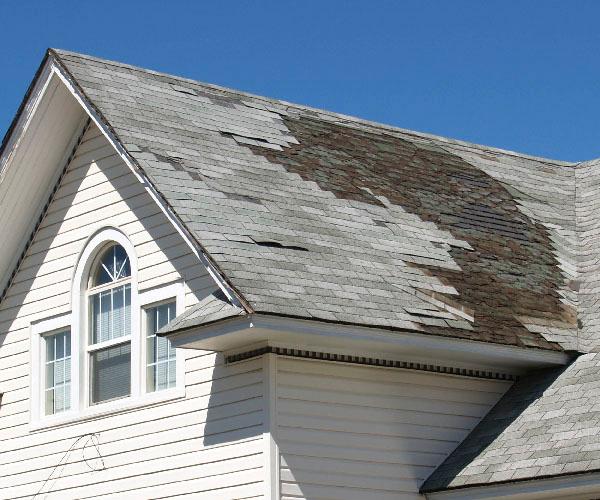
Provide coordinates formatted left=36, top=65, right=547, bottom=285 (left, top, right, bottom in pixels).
left=421, top=352, right=600, bottom=492
left=159, top=289, right=245, bottom=333
left=50, top=48, right=581, bottom=352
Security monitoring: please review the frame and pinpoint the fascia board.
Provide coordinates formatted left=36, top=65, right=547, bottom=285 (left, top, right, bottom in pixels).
left=165, top=313, right=570, bottom=373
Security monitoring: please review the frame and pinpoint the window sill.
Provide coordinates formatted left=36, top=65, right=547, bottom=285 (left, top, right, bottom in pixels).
left=29, top=386, right=186, bottom=432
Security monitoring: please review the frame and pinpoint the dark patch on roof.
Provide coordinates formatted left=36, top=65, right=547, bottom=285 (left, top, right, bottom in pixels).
left=246, top=115, right=574, bottom=349
left=48, top=48, right=581, bottom=351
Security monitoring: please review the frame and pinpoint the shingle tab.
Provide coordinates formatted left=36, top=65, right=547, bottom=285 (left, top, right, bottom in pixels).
left=51, top=48, right=583, bottom=352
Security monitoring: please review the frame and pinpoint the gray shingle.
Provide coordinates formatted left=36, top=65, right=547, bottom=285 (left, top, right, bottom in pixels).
left=421, top=353, right=600, bottom=492
left=49, top=49, right=586, bottom=352
left=158, top=289, right=244, bottom=334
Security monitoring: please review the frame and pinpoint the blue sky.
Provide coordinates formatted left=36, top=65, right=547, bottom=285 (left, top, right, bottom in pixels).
left=1, top=1, right=598, bottom=162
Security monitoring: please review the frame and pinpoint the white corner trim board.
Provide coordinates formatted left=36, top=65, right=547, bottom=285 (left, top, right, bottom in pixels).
left=262, top=353, right=280, bottom=499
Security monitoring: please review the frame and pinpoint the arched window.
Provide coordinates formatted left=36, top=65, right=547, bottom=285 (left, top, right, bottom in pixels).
left=87, top=243, right=133, bottom=404
left=32, top=228, right=186, bottom=424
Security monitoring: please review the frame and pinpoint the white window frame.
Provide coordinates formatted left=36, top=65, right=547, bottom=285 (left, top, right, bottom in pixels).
left=139, top=282, right=186, bottom=395
left=30, top=313, right=73, bottom=424
left=75, top=229, right=139, bottom=411
left=30, top=228, right=185, bottom=430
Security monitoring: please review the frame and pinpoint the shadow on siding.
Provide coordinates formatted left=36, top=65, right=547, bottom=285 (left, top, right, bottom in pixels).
left=202, top=354, right=264, bottom=446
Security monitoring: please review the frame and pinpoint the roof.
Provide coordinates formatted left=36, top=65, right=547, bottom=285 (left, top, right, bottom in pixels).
left=158, top=289, right=244, bottom=334
left=47, top=48, right=587, bottom=352
left=421, top=352, right=600, bottom=492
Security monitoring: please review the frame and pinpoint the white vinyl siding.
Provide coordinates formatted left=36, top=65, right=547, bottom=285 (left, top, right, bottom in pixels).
left=0, top=125, right=264, bottom=499
left=275, top=357, right=510, bottom=500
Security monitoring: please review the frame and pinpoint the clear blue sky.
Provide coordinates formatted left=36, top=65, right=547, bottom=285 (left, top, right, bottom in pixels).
left=1, top=1, right=599, bottom=162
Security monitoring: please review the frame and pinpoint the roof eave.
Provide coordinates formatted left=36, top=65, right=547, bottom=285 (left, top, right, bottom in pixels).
left=422, top=470, right=600, bottom=500
left=162, top=313, right=572, bottom=375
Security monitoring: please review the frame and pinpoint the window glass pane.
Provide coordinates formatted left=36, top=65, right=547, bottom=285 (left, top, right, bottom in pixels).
left=112, top=286, right=125, bottom=339
left=124, top=285, right=131, bottom=336
left=91, top=284, right=131, bottom=344
left=45, top=331, right=71, bottom=415
left=92, top=244, right=131, bottom=287
left=146, top=302, right=177, bottom=392
left=91, top=343, right=131, bottom=404
left=114, top=245, right=131, bottom=280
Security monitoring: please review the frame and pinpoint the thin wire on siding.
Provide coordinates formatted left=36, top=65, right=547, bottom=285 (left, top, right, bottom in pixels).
left=32, top=432, right=106, bottom=499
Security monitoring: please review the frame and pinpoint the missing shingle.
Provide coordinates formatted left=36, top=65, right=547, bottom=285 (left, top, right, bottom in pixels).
left=231, top=237, right=309, bottom=252
left=220, top=132, right=283, bottom=151
left=220, top=131, right=266, bottom=143
left=189, top=171, right=204, bottom=181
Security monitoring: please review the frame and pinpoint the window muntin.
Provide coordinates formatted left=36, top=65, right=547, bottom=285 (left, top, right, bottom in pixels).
left=146, top=302, right=177, bottom=392
left=90, top=284, right=131, bottom=343
left=92, top=244, right=131, bottom=287
left=87, top=243, right=132, bottom=404
left=44, top=330, right=71, bottom=415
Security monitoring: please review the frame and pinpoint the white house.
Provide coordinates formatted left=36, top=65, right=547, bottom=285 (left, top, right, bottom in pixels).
left=0, top=49, right=598, bottom=499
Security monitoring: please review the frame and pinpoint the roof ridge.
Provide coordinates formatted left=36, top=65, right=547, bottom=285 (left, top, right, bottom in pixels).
left=50, top=48, right=575, bottom=167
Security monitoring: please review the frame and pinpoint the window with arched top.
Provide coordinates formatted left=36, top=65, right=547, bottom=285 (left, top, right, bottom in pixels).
left=31, top=228, right=186, bottom=426
left=87, top=243, right=133, bottom=404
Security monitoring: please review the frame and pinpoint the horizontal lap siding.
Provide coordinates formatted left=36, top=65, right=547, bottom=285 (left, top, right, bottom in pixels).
left=276, top=357, right=510, bottom=500
left=0, top=125, right=264, bottom=498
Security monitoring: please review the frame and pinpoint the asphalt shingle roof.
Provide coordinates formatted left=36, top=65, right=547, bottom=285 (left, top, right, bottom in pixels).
left=421, top=352, right=600, bottom=492
left=159, top=289, right=244, bottom=333
left=50, top=48, right=584, bottom=352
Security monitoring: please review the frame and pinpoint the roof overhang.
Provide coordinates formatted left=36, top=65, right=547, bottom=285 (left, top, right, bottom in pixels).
left=0, top=56, right=87, bottom=295
left=163, top=314, right=571, bottom=375
left=423, top=471, right=600, bottom=500
left=0, top=50, right=245, bottom=309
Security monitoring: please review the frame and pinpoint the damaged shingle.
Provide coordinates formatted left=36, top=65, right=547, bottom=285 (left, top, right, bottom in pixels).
left=223, top=192, right=263, bottom=205
left=51, top=49, right=580, bottom=352
left=170, top=83, right=197, bottom=96
left=252, top=240, right=309, bottom=252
